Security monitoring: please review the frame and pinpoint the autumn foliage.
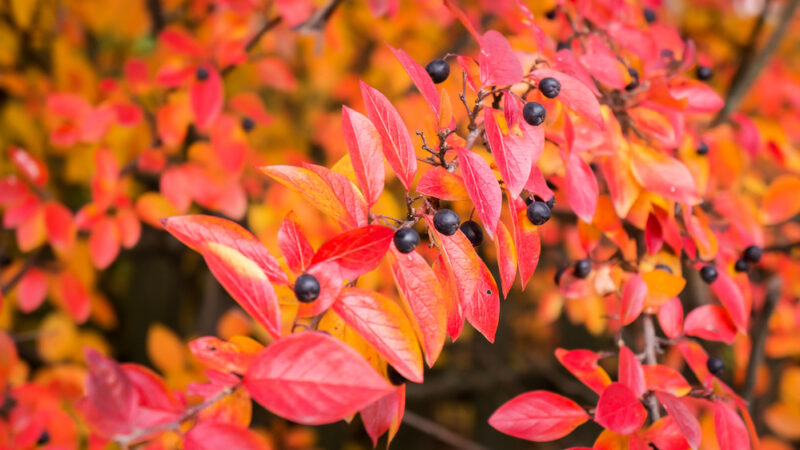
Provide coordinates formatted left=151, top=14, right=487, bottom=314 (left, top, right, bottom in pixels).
left=3, top=0, right=800, bottom=448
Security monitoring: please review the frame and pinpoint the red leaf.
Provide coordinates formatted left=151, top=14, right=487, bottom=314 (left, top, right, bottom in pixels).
left=530, top=68, right=604, bottom=128
left=89, top=216, right=120, bottom=269
left=494, top=220, right=517, bottom=297
left=432, top=254, right=465, bottom=340
left=185, top=422, right=269, bottom=450
left=456, top=148, right=501, bottom=239
left=479, top=30, right=523, bottom=87
left=645, top=213, right=663, bottom=255
left=274, top=0, right=313, bottom=26
left=484, top=106, right=537, bottom=198
left=711, top=271, right=749, bottom=331
left=555, top=348, right=611, bottom=395
left=467, top=257, right=500, bottom=342
left=658, top=297, right=684, bottom=339
left=122, top=364, right=183, bottom=426
left=43, top=201, right=75, bottom=253
left=58, top=272, right=90, bottom=323
left=579, top=35, right=630, bottom=90
left=159, top=27, right=204, bottom=58
left=162, top=215, right=286, bottom=337
left=333, top=288, right=424, bottom=383
left=304, top=164, right=370, bottom=228
left=310, top=225, right=393, bottom=280
left=244, top=331, right=394, bottom=425
left=361, top=386, right=405, bottom=447
left=82, top=349, right=138, bottom=431
left=713, top=401, right=750, bottom=450
left=643, top=365, right=691, bottom=397
left=18, top=268, right=47, bottom=313
left=341, top=106, right=385, bottom=206
left=416, top=167, right=469, bottom=200
left=277, top=211, right=314, bottom=274
left=525, top=165, right=554, bottom=200
left=565, top=152, right=598, bottom=223
left=620, top=275, right=647, bottom=326
left=669, top=80, right=724, bottom=113
left=210, top=115, right=247, bottom=175
left=388, top=45, right=440, bottom=116
left=387, top=247, right=447, bottom=367
left=295, top=261, right=344, bottom=318
left=489, top=391, right=590, bottom=442
left=684, top=305, right=737, bottom=344
left=630, top=145, right=698, bottom=205
left=443, top=0, right=482, bottom=42
left=508, top=197, right=541, bottom=289
left=160, top=165, right=193, bottom=212
left=655, top=392, right=701, bottom=449
left=360, top=81, right=417, bottom=189
left=618, top=346, right=646, bottom=398
left=594, top=383, right=647, bottom=435
left=190, top=65, right=223, bottom=131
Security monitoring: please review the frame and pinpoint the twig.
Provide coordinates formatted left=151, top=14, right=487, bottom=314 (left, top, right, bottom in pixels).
left=743, top=276, right=781, bottom=407
left=642, top=314, right=661, bottom=421
left=146, top=0, right=164, bottom=34
left=293, top=0, right=344, bottom=35
left=114, top=383, right=241, bottom=447
left=712, top=0, right=800, bottom=126
left=220, top=16, right=282, bottom=76
left=0, top=250, right=42, bottom=296
left=402, top=410, right=489, bottom=450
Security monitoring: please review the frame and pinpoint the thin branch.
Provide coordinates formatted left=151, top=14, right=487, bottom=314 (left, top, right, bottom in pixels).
left=293, top=0, right=344, bottom=35
left=146, top=0, right=164, bottom=34
left=402, top=410, right=489, bottom=450
left=220, top=16, right=282, bottom=76
left=115, top=383, right=241, bottom=447
left=712, top=0, right=800, bottom=126
left=0, top=250, right=42, bottom=296
left=743, top=276, right=782, bottom=407
left=642, top=314, right=661, bottom=421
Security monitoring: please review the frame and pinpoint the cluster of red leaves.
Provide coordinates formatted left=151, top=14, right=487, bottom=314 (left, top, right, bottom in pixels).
left=3, top=0, right=800, bottom=448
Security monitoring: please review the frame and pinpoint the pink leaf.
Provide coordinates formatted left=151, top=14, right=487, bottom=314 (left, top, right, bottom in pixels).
left=530, top=68, right=604, bottom=128
left=711, top=271, right=749, bottom=331
left=388, top=45, right=440, bottom=116
left=713, top=401, right=750, bottom=450
left=684, top=305, right=737, bottom=344
left=18, top=268, right=47, bottom=313
left=244, top=331, right=393, bottom=425
left=494, top=220, right=517, bottom=297
left=456, top=148, right=501, bottom=239
left=341, top=106, right=385, bottom=206
left=361, top=386, right=405, bottom=447
left=484, top=105, right=537, bottom=198
left=658, top=297, right=684, bottom=339
left=594, top=383, right=647, bottom=435
left=508, top=197, right=541, bottom=289
left=565, top=152, right=598, bottom=223
left=480, top=30, right=523, bottom=87
left=416, top=167, right=469, bottom=201
left=618, top=346, right=646, bottom=398
left=620, top=275, right=647, bottom=326
left=360, top=81, right=417, bottom=189
left=89, top=216, right=120, bottom=269
left=190, top=65, right=223, bottom=131
left=489, top=391, right=590, bottom=442
left=669, top=80, right=724, bottom=113
left=185, top=422, right=269, bottom=450
left=277, top=211, right=314, bottom=273
left=655, top=392, right=701, bottom=449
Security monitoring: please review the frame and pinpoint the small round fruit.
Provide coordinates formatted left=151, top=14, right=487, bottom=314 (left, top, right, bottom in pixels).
left=643, top=8, right=656, bottom=23
left=433, top=209, right=460, bottom=236
left=196, top=67, right=209, bottom=81
left=460, top=221, right=484, bottom=247
left=743, top=245, right=762, bottom=263
left=241, top=117, right=255, bottom=132
left=545, top=8, right=557, bottom=19
left=37, top=432, right=50, bottom=446
left=556, top=41, right=570, bottom=51
left=699, top=265, right=718, bottom=284
left=696, top=141, right=709, bottom=155
left=393, top=227, right=419, bottom=254
left=696, top=65, right=713, bottom=81
left=706, top=355, right=725, bottom=376
left=655, top=263, right=673, bottom=274
left=294, top=274, right=321, bottom=303
left=425, top=59, right=450, bottom=84
left=522, top=101, right=547, bottom=126
left=538, top=77, right=561, bottom=98
left=734, top=258, right=749, bottom=273
left=574, top=259, right=592, bottom=279
left=526, top=201, right=551, bottom=226
left=387, top=365, right=406, bottom=385
left=625, top=68, right=640, bottom=91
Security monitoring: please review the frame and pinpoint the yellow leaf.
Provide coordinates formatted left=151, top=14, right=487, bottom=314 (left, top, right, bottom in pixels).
left=37, top=313, right=79, bottom=362
left=147, top=323, right=186, bottom=374
left=762, top=175, right=800, bottom=224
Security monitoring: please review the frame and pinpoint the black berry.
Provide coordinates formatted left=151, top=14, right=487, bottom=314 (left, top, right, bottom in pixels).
left=394, top=228, right=419, bottom=253
left=554, top=266, right=567, bottom=285
left=574, top=259, right=592, bottom=279
left=699, top=265, right=718, bottom=284
left=36, top=431, right=50, bottom=446
left=743, top=245, right=762, bottom=264
left=387, top=365, right=406, bottom=385
left=538, top=77, right=561, bottom=98
left=241, top=117, right=255, bottom=132
left=425, top=59, right=450, bottom=84
left=660, top=49, right=675, bottom=60
left=460, top=221, right=484, bottom=247
left=556, top=41, right=570, bottom=51
left=625, top=68, right=640, bottom=91
left=696, top=141, right=709, bottom=155
left=294, top=274, right=321, bottom=303
left=643, top=8, right=656, bottom=23
left=0, top=254, right=10, bottom=268
left=545, top=8, right=557, bottom=20
left=696, top=65, right=713, bottom=81
left=734, top=258, right=749, bottom=273
left=527, top=201, right=551, bottom=226
left=196, top=67, right=209, bottom=81
left=655, top=263, right=673, bottom=274
left=433, top=209, right=460, bottom=236
left=706, top=355, right=725, bottom=376
left=522, top=101, right=546, bottom=126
